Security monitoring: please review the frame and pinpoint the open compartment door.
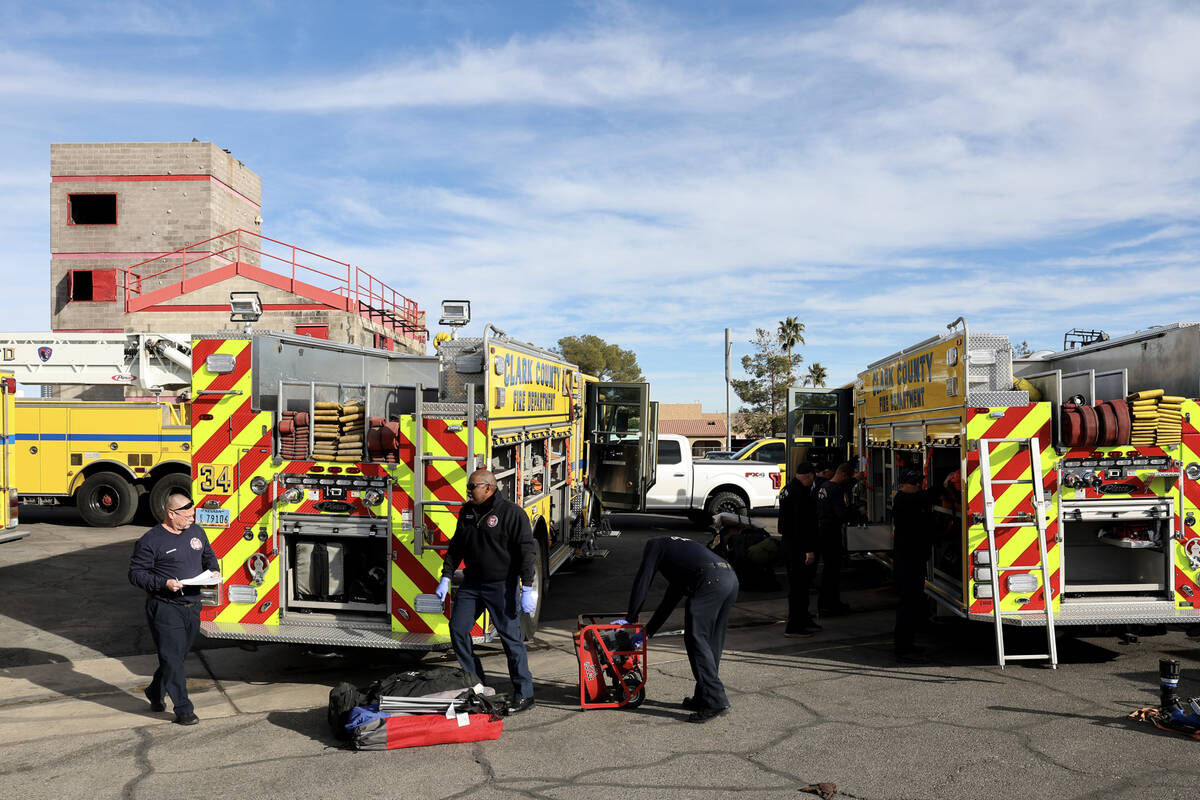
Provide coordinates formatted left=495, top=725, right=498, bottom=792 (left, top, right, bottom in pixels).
left=586, top=382, right=656, bottom=511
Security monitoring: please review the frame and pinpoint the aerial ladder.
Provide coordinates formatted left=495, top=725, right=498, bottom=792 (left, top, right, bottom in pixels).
left=0, top=332, right=195, bottom=527
left=0, top=332, right=193, bottom=395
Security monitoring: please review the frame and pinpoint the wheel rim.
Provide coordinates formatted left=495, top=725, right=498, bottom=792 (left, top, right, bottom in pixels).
left=91, top=486, right=119, bottom=514
left=716, top=498, right=744, bottom=514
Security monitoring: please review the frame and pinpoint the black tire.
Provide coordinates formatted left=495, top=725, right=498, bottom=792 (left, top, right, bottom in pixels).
left=705, top=490, right=748, bottom=518
left=149, top=472, right=192, bottom=523
left=76, top=472, right=138, bottom=527
left=622, top=670, right=646, bottom=708
left=523, top=537, right=546, bottom=638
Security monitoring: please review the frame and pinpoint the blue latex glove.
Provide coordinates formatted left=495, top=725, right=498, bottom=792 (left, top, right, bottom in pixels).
left=610, top=617, right=629, bottom=626
left=520, top=586, right=538, bottom=615
left=435, top=577, right=451, bottom=602
left=631, top=631, right=645, bottom=648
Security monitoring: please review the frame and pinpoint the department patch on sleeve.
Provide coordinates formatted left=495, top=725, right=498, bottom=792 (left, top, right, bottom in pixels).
left=486, top=514, right=499, bottom=528
left=190, top=537, right=203, bottom=551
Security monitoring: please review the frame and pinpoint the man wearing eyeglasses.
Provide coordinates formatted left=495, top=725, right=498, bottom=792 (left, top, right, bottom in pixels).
left=128, top=491, right=219, bottom=725
left=436, top=469, right=537, bottom=714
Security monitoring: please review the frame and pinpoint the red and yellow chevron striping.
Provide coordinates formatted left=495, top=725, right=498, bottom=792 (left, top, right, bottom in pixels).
left=1177, top=401, right=1200, bottom=609
left=389, top=417, right=486, bottom=635
left=192, top=339, right=284, bottom=626
left=966, top=404, right=1059, bottom=616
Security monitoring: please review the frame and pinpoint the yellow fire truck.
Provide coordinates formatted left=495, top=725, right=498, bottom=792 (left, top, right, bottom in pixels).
left=193, top=327, right=657, bottom=650
left=2, top=334, right=194, bottom=526
left=854, top=319, right=1200, bottom=667
left=0, top=370, right=22, bottom=543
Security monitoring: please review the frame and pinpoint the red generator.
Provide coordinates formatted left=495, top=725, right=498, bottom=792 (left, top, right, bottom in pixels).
left=574, top=614, right=647, bottom=710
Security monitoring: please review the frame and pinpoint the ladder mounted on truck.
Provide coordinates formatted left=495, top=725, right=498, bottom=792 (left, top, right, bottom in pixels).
left=413, top=383, right=482, bottom=556
left=0, top=332, right=193, bottom=393
left=976, top=436, right=1058, bottom=669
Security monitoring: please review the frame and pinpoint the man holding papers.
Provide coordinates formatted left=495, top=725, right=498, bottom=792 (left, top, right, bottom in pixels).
left=128, top=492, right=218, bottom=725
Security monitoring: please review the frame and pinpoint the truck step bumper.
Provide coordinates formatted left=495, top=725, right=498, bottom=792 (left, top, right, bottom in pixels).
left=201, top=620, right=454, bottom=650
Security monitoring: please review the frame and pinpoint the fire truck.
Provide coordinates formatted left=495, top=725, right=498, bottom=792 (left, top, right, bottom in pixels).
left=853, top=319, right=1200, bottom=667
left=1, top=333, right=193, bottom=526
left=191, top=325, right=657, bottom=650
left=0, top=370, right=21, bottom=543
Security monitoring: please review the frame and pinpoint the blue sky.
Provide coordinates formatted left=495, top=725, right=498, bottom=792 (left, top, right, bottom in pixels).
left=3, top=1, right=1200, bottom=410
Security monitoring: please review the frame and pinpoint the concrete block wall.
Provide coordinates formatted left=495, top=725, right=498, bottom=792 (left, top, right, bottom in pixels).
left=50, top=142, right=262, bottom=332
left=47, top=142, right=424, bottom=372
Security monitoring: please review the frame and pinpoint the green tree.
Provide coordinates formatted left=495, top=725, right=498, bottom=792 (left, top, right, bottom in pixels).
left=557, top=334, right=645, bottom=381
left=803, top=362, right=828, bottom=387
left=777, top=316, right=806, bottom=385
left=732, top=328, right=803, bottom=437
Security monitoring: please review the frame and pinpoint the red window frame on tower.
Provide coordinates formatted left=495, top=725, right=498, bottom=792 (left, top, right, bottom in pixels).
left=67, top=269, right=118, bottom=302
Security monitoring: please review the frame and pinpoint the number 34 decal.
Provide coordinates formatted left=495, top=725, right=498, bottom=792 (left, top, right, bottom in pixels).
left=198, top=463, right=233, bottom=493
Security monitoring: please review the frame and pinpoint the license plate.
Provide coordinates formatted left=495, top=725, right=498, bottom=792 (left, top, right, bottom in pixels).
left=197, top=508, right=231, bottom=528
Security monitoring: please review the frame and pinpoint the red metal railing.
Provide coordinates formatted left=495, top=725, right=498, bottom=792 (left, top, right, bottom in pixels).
left=119, top=229, right=423, bottom=340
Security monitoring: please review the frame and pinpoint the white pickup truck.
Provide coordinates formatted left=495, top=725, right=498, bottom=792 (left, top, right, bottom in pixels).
left=645, top=434, right=782, bottom=524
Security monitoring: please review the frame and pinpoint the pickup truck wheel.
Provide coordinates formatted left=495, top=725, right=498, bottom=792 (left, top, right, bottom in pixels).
left=705, top=490, right=748, bottom=519
left=77, top=472, right=138, bottom=527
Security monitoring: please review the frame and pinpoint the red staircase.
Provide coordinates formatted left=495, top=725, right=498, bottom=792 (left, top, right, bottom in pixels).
left=119, top=230, right=423, bottom=341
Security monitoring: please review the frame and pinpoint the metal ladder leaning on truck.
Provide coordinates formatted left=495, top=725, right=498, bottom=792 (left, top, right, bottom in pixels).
left=190, top=321, right=657, bottom=651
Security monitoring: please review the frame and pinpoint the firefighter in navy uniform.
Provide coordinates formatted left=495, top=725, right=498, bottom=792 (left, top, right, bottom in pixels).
left=778, top=462, right=820, bottom=636
left=891, top=470, right=949, bottom=662
left=814, top=462, right=856, bottom=616
left=436, top=468, right=538, bottom=714
left=128, top=492, right=218, bottom=725
left=618, top=536, right=740, bottom=723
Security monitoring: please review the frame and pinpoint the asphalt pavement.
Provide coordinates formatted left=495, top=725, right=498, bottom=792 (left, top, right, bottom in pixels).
left=3, top=508, right=1200, bottom=799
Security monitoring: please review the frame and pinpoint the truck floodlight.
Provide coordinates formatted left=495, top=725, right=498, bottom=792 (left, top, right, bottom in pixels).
left=439, top=300, right=471, bottom=327
left=229, top=291, right=263, bottom=328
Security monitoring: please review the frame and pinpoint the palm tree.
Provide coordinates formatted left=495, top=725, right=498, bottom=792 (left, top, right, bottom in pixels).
left=777, top=317, right=805, bottom=383
left=804, top=362, right=828, bottom=388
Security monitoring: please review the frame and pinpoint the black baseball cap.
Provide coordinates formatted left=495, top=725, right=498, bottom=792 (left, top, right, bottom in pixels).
left=794, top=462, right=815, bottom=475
left=900, top=470, right=922, bottom=486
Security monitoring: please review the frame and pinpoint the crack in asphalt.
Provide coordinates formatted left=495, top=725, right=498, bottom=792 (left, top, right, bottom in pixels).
left=120, top=727, right=152, bottom=800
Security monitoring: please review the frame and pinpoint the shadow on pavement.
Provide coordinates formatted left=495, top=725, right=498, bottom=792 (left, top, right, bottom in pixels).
left=0, top=647, right=153, bottom=716
left=266, top=707, right=345, bottom=747
left=0, top=538, right=160, bottom=665
left=17, top=505, right=89, bottom=527
left=989, top=703, right=1187, bottom=739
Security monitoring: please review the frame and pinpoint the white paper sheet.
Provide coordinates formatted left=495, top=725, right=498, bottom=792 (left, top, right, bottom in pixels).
left=180, top=571, right=222, bottom=586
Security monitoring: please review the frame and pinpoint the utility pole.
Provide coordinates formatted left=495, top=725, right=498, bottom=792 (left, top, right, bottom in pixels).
left=724, top=328, right=732, bottom=450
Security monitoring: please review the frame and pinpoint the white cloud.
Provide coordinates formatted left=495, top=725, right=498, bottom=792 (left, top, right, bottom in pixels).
left=3, top=1, right=1200, bottom=409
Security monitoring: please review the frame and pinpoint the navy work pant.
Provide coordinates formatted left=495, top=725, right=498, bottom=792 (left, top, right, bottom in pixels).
left=449, top=580, right=534, bottom=700
left=893, top=556, right=928, bottom=654
left=784, top=544, right=816, bottom=630
left=145, top=597, right=200, bottom=715
left=685, top=566, right=739, bottom=710
left=817, top=524, right=845, bottom=609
